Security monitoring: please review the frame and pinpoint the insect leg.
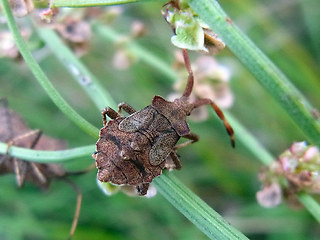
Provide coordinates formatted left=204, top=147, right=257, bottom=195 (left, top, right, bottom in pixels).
left=173, top=133, right=199, bottom=150
left=30, top=162, right=47, bottom=185
left=101, top=107, right=120, bottom=126
left=181, top=49, right=194, bottom=98
left=136, top=183, right=149, bottom=196
left=169, top=151, right=182, bottom=170
left=13, top=157, right=27, bottom=187
left=7, top=129, right=42, bottom=187
left=194, top=98, right=235, bottom=147
left=22, top=130, right=49, bottom=186
left=6, top=129, right=42, bottom=151
left=118, top=102, right=136, bottom=115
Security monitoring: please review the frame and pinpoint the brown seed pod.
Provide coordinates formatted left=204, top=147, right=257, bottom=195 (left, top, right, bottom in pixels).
left=93, top=49, right=234, bottom=196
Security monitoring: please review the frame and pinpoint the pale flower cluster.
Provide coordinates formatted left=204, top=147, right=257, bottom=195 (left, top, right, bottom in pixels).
left=257, top=141, right=320, bottom=208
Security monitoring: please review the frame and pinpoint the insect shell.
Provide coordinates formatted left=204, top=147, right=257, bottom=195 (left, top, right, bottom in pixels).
left=93, top=49, right=234, bottom=196
left=93, top=102, right=184, bottom=196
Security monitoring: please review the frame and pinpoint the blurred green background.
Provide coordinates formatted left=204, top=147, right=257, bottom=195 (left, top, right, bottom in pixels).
left=1, top=0, right=320, bottom=239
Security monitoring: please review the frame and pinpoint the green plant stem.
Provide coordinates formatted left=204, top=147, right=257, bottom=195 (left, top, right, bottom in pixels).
left=51, top=0, right=164, bottom=8
left=37, top=28, right=117, bottom=110
left=154, top=173, right=249, bottom=240
left=92, top=23, right=177, bottom=81
left=188, top=0, right=320, bottom=146
left=0, top=142, right=94, bottom=163
left=0, top=0, right=99, bottom=138
left=297, top=192, right=320, bottom=223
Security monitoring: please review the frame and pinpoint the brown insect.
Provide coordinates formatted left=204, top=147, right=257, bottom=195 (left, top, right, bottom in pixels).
left=0, top=98, right=87, bottom=239
left=93, top=49, right=234, bottom=195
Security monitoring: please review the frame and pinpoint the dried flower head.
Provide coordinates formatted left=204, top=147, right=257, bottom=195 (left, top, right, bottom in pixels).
left=9, top=0, right=34, bottom=17
left=39, top=7, right=59, bottom=23
left=0, top=29, right=29, bottom=59
left=111, top=21, right=147, bottom=70
left=55, top=17, right=92, bottom=56
left=257, top=141, right=320, bottom=208
left=162, top=0, right=225, bottom=54
left=95, top=6, right=123, bottom=23
left=112, top=48, right=136, bottom=70
left=131, top=20, right=147, bottom=38
left=256, top=182, right=282, bottom=208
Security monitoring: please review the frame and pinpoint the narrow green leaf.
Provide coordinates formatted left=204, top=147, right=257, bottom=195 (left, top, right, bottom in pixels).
left=154, top=173, right=249, bottom=240
left=0, top=0, right=99, bottom=138
left=188, top=0, right=320, bottom=146
left=51, top=0, right=164, bottom=8
left=297, top=192, right=320, bottom=223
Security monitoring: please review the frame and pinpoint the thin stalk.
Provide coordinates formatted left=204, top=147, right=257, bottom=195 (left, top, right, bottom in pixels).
left=298, top=192, right=320, bottom=223
left=188, top=0, right=320, bottom=146
left=36, top=28, right=117, bottom=110
left=154, top=173, right=249, bottom=240
left=0, top=0, right=99, bottom=138
left=51, top=0, right=164, bottom=8
left=0, top=142, right=94, bottom=163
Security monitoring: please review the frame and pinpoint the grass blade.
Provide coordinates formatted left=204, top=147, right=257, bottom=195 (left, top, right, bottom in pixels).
left=154, top=173, right=249, bottom=240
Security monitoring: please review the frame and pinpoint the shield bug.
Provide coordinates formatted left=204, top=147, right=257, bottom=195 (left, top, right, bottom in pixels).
left=0, top=98, right=89, bottom=239
left=93, top=49, right=234, bottom=196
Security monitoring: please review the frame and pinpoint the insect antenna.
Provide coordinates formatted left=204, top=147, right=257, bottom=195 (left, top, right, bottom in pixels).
left=194, top=98, right=235, bottom=147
